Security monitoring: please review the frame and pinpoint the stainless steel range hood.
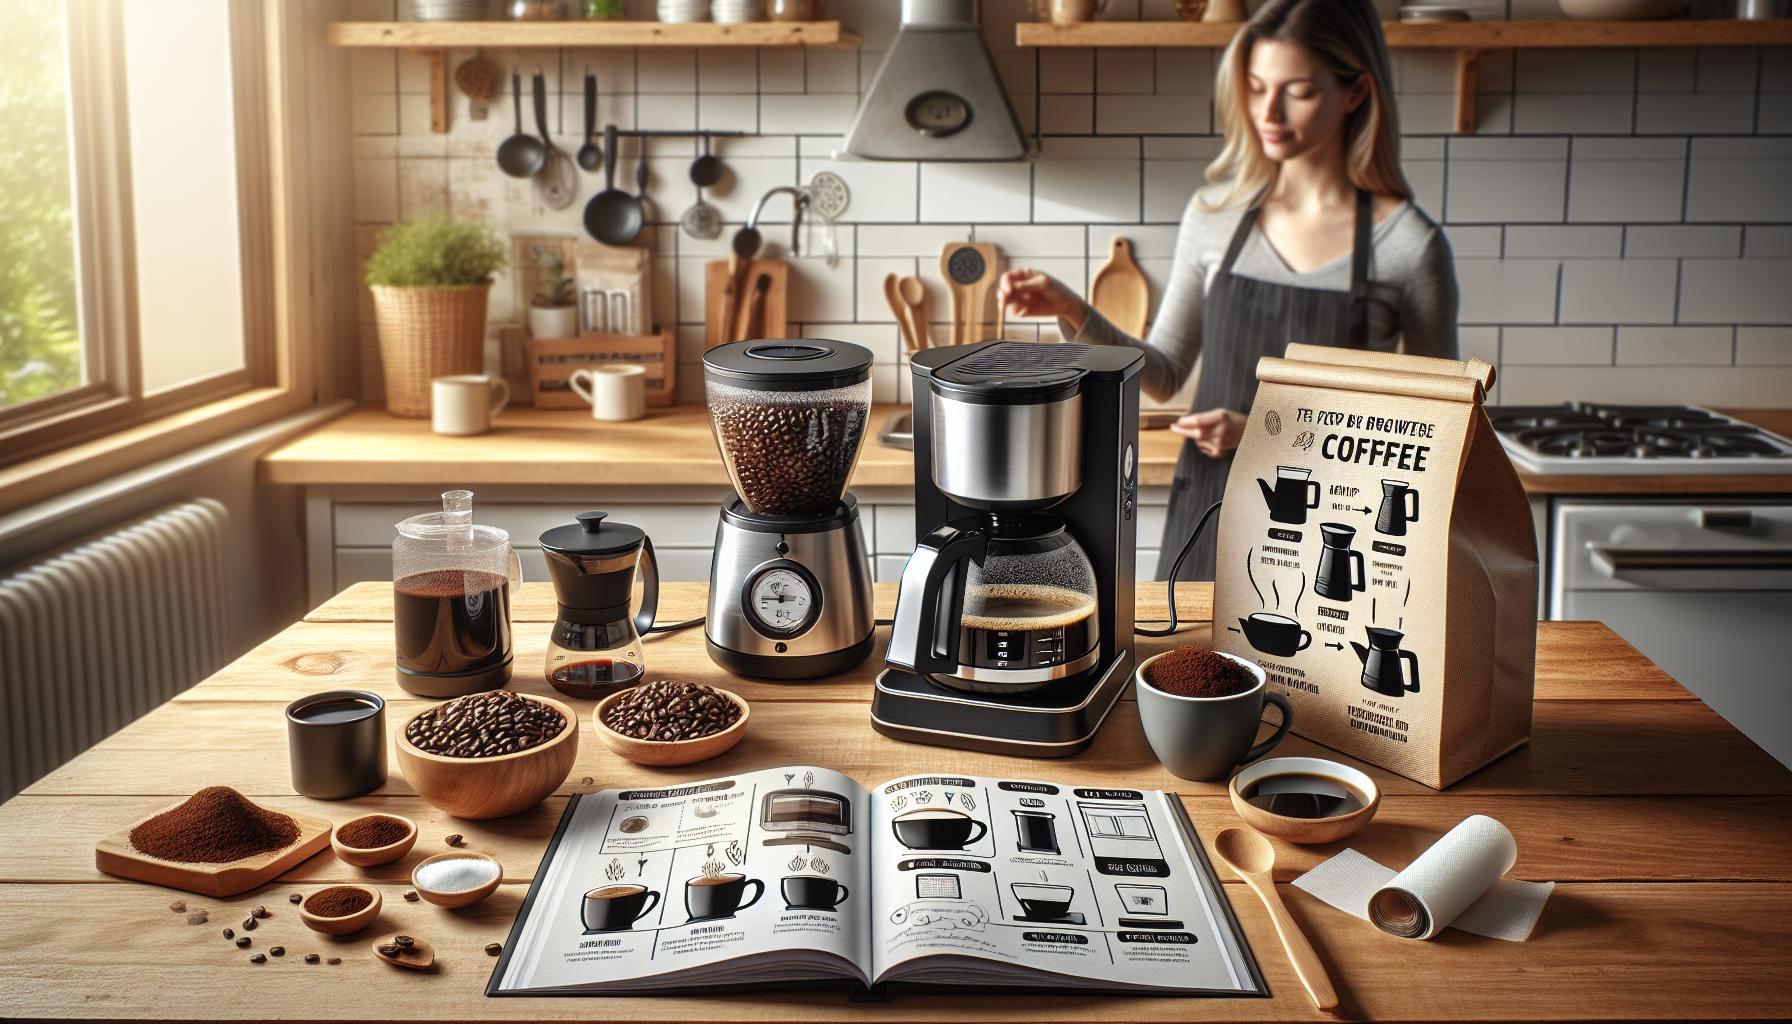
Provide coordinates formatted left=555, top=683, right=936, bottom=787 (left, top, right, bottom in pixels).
left=841, top=0, right=1030, bottom=162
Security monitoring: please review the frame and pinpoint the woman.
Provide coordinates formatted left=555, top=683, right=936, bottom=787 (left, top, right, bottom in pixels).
left=1000, top=0, right=1457, bottom=582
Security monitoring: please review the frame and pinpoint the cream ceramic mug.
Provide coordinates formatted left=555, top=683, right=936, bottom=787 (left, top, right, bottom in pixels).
left=569, top=364, right=647, bottom=422
left=431, top=374, right=510, bottom=436
left=1050, top=0, right=1107, bottom=24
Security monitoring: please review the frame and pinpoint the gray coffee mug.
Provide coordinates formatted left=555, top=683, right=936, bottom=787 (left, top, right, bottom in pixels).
left=1135, top=651, right=1293, bottom=782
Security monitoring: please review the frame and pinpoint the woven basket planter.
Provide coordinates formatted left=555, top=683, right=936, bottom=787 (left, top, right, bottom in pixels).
left=371, top=284, right=491, bottom=417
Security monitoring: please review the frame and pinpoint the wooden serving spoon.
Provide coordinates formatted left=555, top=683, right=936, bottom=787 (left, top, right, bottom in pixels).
left=884, top=274, right=920, bottom=352
left=897, top=276, right=929, bottom=349
left=1213, top=828, right=1338, bottom=1011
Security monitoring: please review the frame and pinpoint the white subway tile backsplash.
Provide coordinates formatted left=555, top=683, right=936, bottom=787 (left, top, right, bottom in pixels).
left=1035, top=139, right=1141, bottom=223
left=698, top=93, right=758, bottom=132
left=1636, top=48, right=1696, bottom=93
left=350, top=48, right=395, bottom=95
left=859, top=224, right=972, bottom=257
left=1397, top=94, right=1457, bottom=136
left=1155, top=49, right=1212, bottom=95
left=1738, top=327, right=1792, bottom=366
left=1143, top=159, right=1203, bottom=223
left=1040, top=95, right=1094, bottom=134
left=1559, top=259, right=1679, bottom=325
left=1095, top=49, right=1155, bottom=95
left=806, top=51, right=861, bottom=94
left=1568, top=137, right=1686, bottom=223
left=637, top=93, right=697, bottom=131
left=1687, top=138, right=1792, bottom=223
left=1513, top=93, right=1633, bottom=135
left=1459, top=324, right=1499, bottom=367
left=1616, top=326, right=1734, bottom=366
left=800, top=321, right=900, bottom=366
left=1625, top=225, right=1741, bottom=259
left=1502, top=326, right=1614, bottom=366
left=1696, top=47, right=1759, bottom=94
left=1456, top=259, right=1560, bottom=324
left=1445, top=138, right=1569, bottom=223
left=1514, top=49, right=1635, bottom=94
left=787, top=256, right=856, bottom=322
left=1097, top=93, right=1207, bottom=134
left=1506, top=226, right=1621, bottom=259
left=354, top=158, right=398, bottom=223
left=803, top=158, right=917, bottom=223
left=758, top=93, right=858, bottom=134
left=1402, top=158, right=1445, bottom=221
left=758, top=49, right=805, bottom=94
left=1763, top=46, right=1792, bottom=91
left=1744, top=226, right=1792, bottom=258
left=1635, top=93, right=1756, bottom=135
left=1040, top=50, right=1094, bottom=94
left=919, top=163, right=1032, bottom=223
left=352, top=94, right=398, bottom=136
left=1679, top=259, right=1792, bottom=325
left=973, top=225, right=1087, bottom=259
left=1445, top=225, right=1502, bottom=258
left=697, top=49, right=757, bottom=93
left=637, top=48, right=696, bottom=93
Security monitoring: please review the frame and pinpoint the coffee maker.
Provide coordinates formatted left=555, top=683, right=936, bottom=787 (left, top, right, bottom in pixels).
left=873, top=341, right=1142, bottom=756
left=702, top=340, right=877, bottom=679
left=538, top=511, right=659, bottom=698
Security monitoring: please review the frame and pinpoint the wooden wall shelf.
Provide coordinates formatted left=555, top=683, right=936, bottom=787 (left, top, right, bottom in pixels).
left=328, top=20, right=859, bottom=133
left=1016, top=19, right=1792, bottom=133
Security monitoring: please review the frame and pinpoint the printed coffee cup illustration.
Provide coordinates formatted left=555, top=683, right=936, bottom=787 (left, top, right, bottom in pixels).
left=1115, top=884, right=1169, bottom=916
left=1010, top=882, right=1074, bottom=921
left=1375, top=480, right=1420, bottom=537
left=891, top=807, right=988, bottom=850
left=780, top=875, right=849, bottom=911
left=1239, top=612, right=1312, bottom=657
left=1258, top=466, right=1321, bottom=525
left=582, top=884, right=660, bottom=933
left=1011, top=810, right=1059, bottom=855
left=1314, top=523, right=1366, bottom=601
left=683, top=872, right=765, bottom=922
left=1353, top=627, right=1420, bottom=697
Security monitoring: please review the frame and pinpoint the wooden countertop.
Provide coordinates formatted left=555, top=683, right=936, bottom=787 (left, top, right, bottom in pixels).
left=261, top=404, right=1792, bottom=495
left=5, top=581, right=1789, bottom=1021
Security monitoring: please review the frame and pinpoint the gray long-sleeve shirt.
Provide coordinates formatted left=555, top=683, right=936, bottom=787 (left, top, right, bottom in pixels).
left=1065, top=198, right=1460, bottom=403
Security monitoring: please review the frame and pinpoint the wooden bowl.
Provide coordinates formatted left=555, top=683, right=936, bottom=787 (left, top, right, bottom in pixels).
left=330, top=813, right=418, bottom=867
left=591, top=687, right=750, bottom=766
left=410, top=851, right=503, bottom=908
left=298, top=884, right=383, bottom=934
left=394, top=693, right=578, bottom=820
left=1228, top=757, right=1381, bottom=846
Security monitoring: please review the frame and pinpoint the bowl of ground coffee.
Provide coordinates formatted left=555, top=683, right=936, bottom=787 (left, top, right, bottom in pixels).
left=330, top=813, right=418, bottom=867
left=395, top=691, right=579, bottom=820
left=298, top=884, right=382, bottom=935
left=593, top=680, right=749, bottom=766
left=1134, top=647, right=1294, bottom=783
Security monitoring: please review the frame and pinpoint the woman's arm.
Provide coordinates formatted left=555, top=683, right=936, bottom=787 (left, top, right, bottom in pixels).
left=1397, top=224, right=1460, bottom=361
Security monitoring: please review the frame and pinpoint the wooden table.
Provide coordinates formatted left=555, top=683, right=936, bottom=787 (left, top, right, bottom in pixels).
left=4, top=582, right=1790, bottom=1021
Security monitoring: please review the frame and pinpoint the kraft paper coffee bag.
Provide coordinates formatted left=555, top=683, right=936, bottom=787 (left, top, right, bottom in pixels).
left=1211, top=344, right=1538, bottom=789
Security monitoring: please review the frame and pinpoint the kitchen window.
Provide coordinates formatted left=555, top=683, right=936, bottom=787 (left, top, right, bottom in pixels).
left=0, top=0, right=276, bottom=468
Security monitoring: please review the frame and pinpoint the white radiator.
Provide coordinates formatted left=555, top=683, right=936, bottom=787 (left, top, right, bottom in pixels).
left=0, top=499, right=232, bottom=802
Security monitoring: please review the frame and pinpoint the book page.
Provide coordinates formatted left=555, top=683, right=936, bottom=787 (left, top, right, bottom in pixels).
left=496, top=766, right=873, bottom=993
left=867, top=774, right=1259, bottom=993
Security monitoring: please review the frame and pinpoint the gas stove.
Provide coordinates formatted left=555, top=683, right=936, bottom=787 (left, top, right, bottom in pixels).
left=1488, top=403, right=1792, bottom=475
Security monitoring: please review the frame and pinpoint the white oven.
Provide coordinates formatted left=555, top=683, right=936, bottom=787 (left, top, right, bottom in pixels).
left=1551, top=499, right=1792, bottom=768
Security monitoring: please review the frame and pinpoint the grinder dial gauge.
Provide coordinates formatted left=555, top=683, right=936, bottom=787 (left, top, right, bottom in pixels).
left=748, top=567, right=814, bottom=635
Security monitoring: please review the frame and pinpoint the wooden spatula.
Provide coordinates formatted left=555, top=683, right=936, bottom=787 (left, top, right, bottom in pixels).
left=941, top=242, right=999, bottom=345
left=1090, top=236, right=1150, bottom=338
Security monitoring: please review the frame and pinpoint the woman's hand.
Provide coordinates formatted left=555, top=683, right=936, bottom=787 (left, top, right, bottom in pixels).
left=998, top=268, right=1087, bottom=332
left=1172, top=408, right=1248, bottom=459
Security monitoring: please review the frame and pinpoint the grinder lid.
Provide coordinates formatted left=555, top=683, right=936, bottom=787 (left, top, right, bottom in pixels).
left=704, top=339, right=873, bottom=392
left=538, top=511, right=646, bottom=557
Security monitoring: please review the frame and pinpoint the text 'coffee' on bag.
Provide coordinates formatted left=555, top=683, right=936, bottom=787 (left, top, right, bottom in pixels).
left=1212, top=344, right=1538, bottom=789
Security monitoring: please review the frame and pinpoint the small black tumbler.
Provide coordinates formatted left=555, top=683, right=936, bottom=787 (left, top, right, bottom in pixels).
left=286, top=690, right=387, bottom=799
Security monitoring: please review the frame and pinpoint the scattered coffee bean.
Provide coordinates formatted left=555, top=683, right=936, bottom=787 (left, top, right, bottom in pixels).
left=485, top=943, right=502, bottom=956
left=326, top=957, right=341, bottom=965
left=249, top=953, right=266, bottom=964
left=270, top=946, right=285, bottom=957
left=395, top=935, right=414, bottom=947
left=241, top=916, right=256, bottom=931
left=579, top=776, right=593, bottom=786
left=378, top=943, right=401, bottom=956
left=235, top=937, right=251, bottom=948
left=709, top=387, right=867, bottom=515
left=223, top=928, right=235, bottom=939
left=403, top=890, right=419, bottom=902
left=602, top=680, right=742, bottom=742
left=443, top=834, right=463, bottom=847
left=186, top=912, right=208, bottom=925
left=304, top=953, right=320, bottom=964
left=288, top=893, right=302, bottom=904
left=168, top=900, right=186, bottom=912
left=252, top=905, right=267, bottom=918
left=405, top=690, right=566, bottom=759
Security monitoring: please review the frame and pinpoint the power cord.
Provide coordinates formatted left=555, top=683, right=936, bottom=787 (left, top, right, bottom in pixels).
left=646, top=616, right=705, bottom=634
left=1134, top=500, right=1222, bottom=637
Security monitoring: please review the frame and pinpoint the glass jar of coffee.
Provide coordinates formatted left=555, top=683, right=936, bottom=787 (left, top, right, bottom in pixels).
left=392, top=491, right=523, bottom=698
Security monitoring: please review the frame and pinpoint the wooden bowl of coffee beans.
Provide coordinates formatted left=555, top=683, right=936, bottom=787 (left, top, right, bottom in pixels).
left=593, top=681, right=750, bottom=766
left=394, top=691, right=578, bottom=820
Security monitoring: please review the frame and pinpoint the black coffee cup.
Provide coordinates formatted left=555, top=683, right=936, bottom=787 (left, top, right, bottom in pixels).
left=781, top=875, right=849, bottom=911
left=1010, top=882, right=1074, bottom=920
left=582, top=884, right=660, bottom=932
left=891, top=808, right=989, bottom=850
left=1238, top=612, right=1313, bottom=657
left=684, top=873, right=765, bottom=921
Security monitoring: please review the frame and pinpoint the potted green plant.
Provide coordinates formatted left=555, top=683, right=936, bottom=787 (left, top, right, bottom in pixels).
left=365, top=214, right=507, bottom=418
left=528, top=251, right=579, bottom=340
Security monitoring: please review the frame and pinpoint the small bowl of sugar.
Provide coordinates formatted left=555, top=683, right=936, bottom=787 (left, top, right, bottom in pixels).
left=410, top=851, right=503, bottom=908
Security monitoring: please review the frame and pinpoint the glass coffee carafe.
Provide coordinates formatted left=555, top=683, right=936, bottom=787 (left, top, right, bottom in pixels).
left=392, top=491, right=523, bottom=698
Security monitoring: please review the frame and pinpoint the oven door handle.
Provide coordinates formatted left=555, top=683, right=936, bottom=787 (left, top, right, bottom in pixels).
left=1589, top=547, right=1792, bottom=575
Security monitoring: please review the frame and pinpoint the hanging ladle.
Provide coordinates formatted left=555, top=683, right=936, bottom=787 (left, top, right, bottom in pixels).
left=582, top=124, right=644, bottom=245
left=496, top=70, right=545, bottom=178
left=576, top=70, right=601, bottom=172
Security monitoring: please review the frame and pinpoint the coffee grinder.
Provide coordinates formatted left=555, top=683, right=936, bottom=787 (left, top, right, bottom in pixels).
left=702, top=340, right=877, bottom=678
left=538, top=511, right=659, bottom=699
left=873, top=340, right=1143, bottom=756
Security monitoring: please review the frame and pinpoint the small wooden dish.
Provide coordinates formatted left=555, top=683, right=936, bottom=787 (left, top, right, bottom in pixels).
left=1228, top=757, right=1381, bottom=846
left=394, top=693, right=579, bottom=820
left=372, top=933, right=436, bottom=970
left=94, top=801, right=331, bottom=898
left=591, top=687, right=750, bottom=766
left=298, top=884, right=383, bottom=935
left=410, top=851, right=503, bottom=908
left=330, top=814, right=418, bottom=867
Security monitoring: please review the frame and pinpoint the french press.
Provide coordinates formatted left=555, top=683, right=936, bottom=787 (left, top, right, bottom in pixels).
left=538, top=511, right=659, bottom=698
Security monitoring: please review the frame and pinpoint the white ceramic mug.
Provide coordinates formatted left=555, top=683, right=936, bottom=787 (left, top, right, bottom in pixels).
left=431, top=375, right=510, bottom=436
left=569, top=364, right=647, bottom=422
left=1050, top=0, right=1107, bottom=24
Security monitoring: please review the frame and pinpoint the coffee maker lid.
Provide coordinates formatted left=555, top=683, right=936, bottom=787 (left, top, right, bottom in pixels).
left=931, top=341, right=1085, bottom=402
left=703, top=339, right=873, bottom=392
left=538, top=511, right=646, bottom=557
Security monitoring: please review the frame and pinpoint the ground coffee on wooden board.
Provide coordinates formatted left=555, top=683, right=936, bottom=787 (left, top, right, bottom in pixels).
left=305, top=886, right=373, bottom=918
left=1143, top=647, right=1256, bottom=699
left=129, top=787, right=300, bottom=864
left=336, top=816, right=409, bottom=849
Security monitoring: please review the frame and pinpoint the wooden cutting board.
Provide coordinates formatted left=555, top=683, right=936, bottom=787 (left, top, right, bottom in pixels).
left=1090, top=236, right=1150, bottom=338
left=705, top=259, right=789, bottom=347
left=95, top=803, right=333, bottom=898
left=940, top=242, right=1000, bottom=346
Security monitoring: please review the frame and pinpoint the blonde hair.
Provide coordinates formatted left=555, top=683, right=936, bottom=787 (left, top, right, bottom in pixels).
left=1200, top=0, right=1409, bottom=211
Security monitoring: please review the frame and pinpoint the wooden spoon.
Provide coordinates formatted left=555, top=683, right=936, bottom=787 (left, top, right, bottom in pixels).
left=884, top=274, right=920, bottom=352
left=897, top=275, right=929, bottom=349
left=372, top=933, right=436, bottom=971
left=1213, top=828, right=1338, bottom=1011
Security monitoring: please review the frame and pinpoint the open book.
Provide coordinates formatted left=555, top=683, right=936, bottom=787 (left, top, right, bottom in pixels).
left=488, top=766, right=1267, bottom=998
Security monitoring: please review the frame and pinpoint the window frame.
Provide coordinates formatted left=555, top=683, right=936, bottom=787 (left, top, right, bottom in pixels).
left=0, top=0, right=277, bottom=467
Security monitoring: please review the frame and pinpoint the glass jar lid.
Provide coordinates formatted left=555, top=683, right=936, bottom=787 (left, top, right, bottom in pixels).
left=703, top=338, right=873, bottom=392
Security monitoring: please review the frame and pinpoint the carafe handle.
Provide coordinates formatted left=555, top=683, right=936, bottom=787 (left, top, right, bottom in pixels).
left=506, top=546, right=524, bottom=590
left=887, top=521, right=988, bottom=676
left=1401, top=650, right=1420, bottom=693
left=1349, top=549, right=1365, bottom=593
left=634, top=536, right=660, bottom=638
left=1405, top=488, right=1419, bottom=523
left=1305, top=480, right=1320, bottom=509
